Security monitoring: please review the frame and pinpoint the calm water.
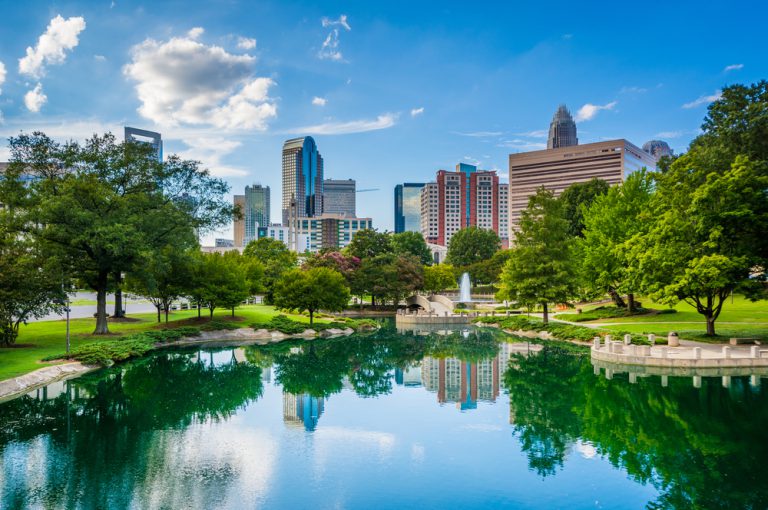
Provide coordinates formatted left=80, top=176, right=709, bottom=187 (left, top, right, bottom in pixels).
left=1, top=322, right=767, bottom=509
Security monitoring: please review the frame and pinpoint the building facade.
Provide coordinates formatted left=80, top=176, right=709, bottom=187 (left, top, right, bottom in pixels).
left=243, top=184, right=270, bottom=245
left=295, top=214, right=373, bottom=252
left=394, top=182, right=426, bottom=233
left=233, top=194, right=245, bottom=247
left=546, top=105, right=578, bottom=149
left=124, top=126, right=163, bottom=161
left=508, top=139, right=657, bottom=236
left=282, top=137, right=324, bottom=225
left=323, top=179, right=356, bottom=216
left=261, top=224, right=310, bottom=252
left=419, top=164, right=506, bottom=247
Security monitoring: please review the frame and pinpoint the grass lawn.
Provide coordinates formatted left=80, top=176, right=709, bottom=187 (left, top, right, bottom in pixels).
left=566, top=295, right=768, bottom=343
left=0, top=305, right=328, bottom=381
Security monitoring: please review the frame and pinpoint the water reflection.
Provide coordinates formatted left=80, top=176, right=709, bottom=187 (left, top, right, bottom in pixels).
left=1, top=325, right=767, bottom=509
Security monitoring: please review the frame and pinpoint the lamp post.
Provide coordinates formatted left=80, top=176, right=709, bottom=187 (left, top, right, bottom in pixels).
left=65, top=290, right=71, bottom=355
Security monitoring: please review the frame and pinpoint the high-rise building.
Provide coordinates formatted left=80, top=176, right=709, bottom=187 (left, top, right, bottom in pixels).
left=282, top=136, right=323, bottom=225
left=233, top=194, right=245, bottom=247
left=124, top=127, right=163, bottom=161
left=547, top=105, right=578, bottom=149
left=323, top=179, right=356, bottom=216
left=508, top=139, right=657, bottom=236
left=420, top=355, right=500, bottom=411
left=419, top=164, right=506, bottom=247
left=642, top=140, right=673, bottom=161
left=394, top=183, right=426, bottom=233
left=295, top=214, right=373, bottom=252
left=283, top=392, right=325, bottom=431
left=244, top=184, right=270, bottom=245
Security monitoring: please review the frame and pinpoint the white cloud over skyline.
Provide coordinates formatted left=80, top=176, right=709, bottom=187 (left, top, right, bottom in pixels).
left=18, top=15, right=86, bottom=79
left=312, top=96, right=327, bottom=106
left=318, top=15, right=351, bottom=61
left=123, top=32, right=277, bottom=130
left=575, top=101, right=617, bottom=121
left=682, top=91, right=722, bottom=109
left=410, top=107, right=424, bottom=117
left=24, top=83, right=47, bottom=112
left=287, top=113, right=396, bottom=135
left=237, top=37, right=256, bottom=50
left=723, top=63, right=743, bottom=72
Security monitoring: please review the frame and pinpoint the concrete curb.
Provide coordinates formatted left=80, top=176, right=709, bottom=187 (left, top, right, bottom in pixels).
left=0, top=362, right=98, bottom=403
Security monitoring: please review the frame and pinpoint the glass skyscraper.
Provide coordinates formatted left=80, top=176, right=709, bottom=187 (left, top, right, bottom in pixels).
left=547, top=105, right=578, bottom=149
left=243, top=184, right=270, bottom=244
left=394, top=183, right=425, bottom=233
left=282, top=136, right=323, bottom=225
left=323, top=179, right=356, bottom=216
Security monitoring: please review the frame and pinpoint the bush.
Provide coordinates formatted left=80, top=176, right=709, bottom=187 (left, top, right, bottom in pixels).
left=44, top=337, right=153, bottom=366
left=251, top=315, right=309, bottom=334
left=200, top=320, right=241, bottom=331
left=142, top=327, right=201, bottom=343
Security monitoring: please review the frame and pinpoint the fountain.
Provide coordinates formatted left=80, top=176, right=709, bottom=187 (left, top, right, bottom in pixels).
left=459, top=272, right=471, bottom=303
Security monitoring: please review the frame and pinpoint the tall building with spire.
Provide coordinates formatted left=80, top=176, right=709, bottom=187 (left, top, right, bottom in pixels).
left=282, top=136, right=324, bottom=225
left=547, top=105, right=578, bottom=149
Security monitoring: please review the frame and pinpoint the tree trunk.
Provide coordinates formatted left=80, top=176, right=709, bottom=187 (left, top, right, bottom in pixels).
left=309, top=309, right=314, bottom=325
left=706, top=314, right=716, bottom=336
left=197, top=302, right=201, bottom=318
left=165, top=305, right=169, bottom=323
left=627, top=293, right=636, bottom=313
left=113, top=286, right=124, bottom=318
left=231, top=307, right=235, bottom=317
left=209, top=306, right=214, bottom=319
left=542, top=302, right=549, bottom=325
left=608, top=287, right=626, bottom=308
left=94, top=272, right=110, bottom=334
left=156, top=304, right=161, bottom=323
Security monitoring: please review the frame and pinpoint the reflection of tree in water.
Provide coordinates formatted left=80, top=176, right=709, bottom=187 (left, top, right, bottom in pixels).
left=504, top=345, right=768, bottom=509
left=0, top=350, right=264, bottom=509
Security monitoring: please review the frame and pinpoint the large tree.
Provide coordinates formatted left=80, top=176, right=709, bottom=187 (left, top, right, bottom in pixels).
left=499, top=188, right=575, bottom=324
left=243, top=237, right=297, bottom=303
left=423, top=264, right=456, bottom=295
left=392, top=231, right=433, bottom=265
left=344, top=228, right=393, bottom=259
left=5, top=132, right=233, bottom=334
left=445, top=226, right=501, bottom=266
left=273, top=267, right=350, bottom=324
left=580, top=170, right=654, bottom=311
left=351, top=254, right=423, bottom=306
left=557, top=178, right=610, bottom=237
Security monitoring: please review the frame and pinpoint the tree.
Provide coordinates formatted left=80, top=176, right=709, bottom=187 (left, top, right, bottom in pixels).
left=423, top=264, right=456, bottom=294
left=557, top=178, right=610, bottom=237
left=198, top=252, right=250, bottom=318
left=352, top=254, right=424, bottom=306
left=243, top=237, right=297, bottom=303
left=344, top=228, right=393, bottom=259
left=5, top=132, right=233, bottom=334
left=273, top=267, right=350, bottom=324
left=445, top=226, right=501, bottom=266
left=302, top=251, right=360, bottom=283
left=630, top=154, right=767, bottom=335
left=392, top=231, right=433, bottom=265
left=499, top=188, right=575, bottom=324
left=463, top=249, right=513, bottom=285
left=580, top=170, right=654, bottom=311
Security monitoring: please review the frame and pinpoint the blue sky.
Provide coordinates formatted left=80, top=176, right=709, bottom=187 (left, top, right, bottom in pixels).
left=0, top=0, right=764, bottom=241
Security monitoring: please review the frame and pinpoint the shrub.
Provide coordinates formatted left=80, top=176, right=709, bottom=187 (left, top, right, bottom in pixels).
left=44, top=337, right=153, bottom=366
left=200, top=320, right=241, bottom=331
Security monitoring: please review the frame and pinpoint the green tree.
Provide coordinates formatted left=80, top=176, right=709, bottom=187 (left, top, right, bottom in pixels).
left=198, top=252, right=250, bottom=318
left=352, top=254, right=423, bottom=306
left=391, top=231, right=433, bottom=265
left=243, top=237, right=297, bottom=303
left=580, top=170, right=654, bottom=311
left=5, top=132, right=232, bottom=334
left=445, top=226, right=501, bottom=266
left=499, top=188, right=575, bottom=324
left=302, top=251, right=360, bottom=283
left=423, top=264, right=456, bottom=294
left=463, top=249, right=513, bottom=285
left=557, top=178, right=610, bottom=237
left=273, top=267, right=350, bottom=324
left=344, top=228, right=393, bottom=259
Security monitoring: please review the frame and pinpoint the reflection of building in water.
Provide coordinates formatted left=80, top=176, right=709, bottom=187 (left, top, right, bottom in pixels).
left=283, top=393, right=325, bottom=431
left=394, top=363, right=423, bottom=387
left=420, top=356, right=500, bottom=410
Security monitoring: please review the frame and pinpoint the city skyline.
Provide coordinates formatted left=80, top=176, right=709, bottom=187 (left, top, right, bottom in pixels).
left=0, top=1, right=763, bottom=244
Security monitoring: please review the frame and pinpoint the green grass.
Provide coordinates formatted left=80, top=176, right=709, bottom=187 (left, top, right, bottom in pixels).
left=0, top=305, right=329, bottom=381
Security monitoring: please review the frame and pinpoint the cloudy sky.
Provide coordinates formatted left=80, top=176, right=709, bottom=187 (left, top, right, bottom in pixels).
left=0, top=0, right=764, bottom=241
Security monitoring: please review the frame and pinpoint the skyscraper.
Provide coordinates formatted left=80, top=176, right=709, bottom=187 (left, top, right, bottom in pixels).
left=282, top=136, right=323, bottom=225
left=244, top=184, right=270, bottom=244
left=233, top=194, right=245, bottom=247
left=547, top=105, right=578, bottom=149
left=642, top=140, right=673, bottom=161
left=394, top=183, right=425, bottom=233
left=323, top=179, right=356, bottom=216
left=124, top=126, right=163, bottom=161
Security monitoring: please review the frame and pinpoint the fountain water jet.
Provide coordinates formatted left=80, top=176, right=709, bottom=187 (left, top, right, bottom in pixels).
left=459, top=272, right=471, bottom=303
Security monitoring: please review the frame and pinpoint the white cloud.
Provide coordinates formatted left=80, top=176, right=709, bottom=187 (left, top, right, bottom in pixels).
left=322, top=15, right=351, bottom=31
left=187, top=27, right=204, bottom=39
left=237, top=37, right=256, bottom=50
left=287, top=113, right=396, bottom=135
left=18, top=15, right=86, bottom=79
left=620, top=85, right=648, bottom=94
left=575, top=101, right=617, bottom=121
left=723, top=63, right=743, bottom=72
left=93, top=54, right=106, bottom=62
left=178, top=137, right=248, bottom=177
left=24, top=83, right=48, bottom=112
left=312, top=96, right=327, bottom=106
left=682, top=91, right=722, bottom=109
left=515, top=129, right=547, bottom=138
left=454, top=130, right=502, bottom=137
left=410, top=107, right=424, bottom=117
left=318, top=15, right=351, bottom=61
left=497, top=139, right=546, bottom=151
left=123, top=33, right=277, bottom=130
left=0, top=61, right=6, bottom=94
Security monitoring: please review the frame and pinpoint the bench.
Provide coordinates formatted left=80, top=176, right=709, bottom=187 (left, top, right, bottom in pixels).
left=730, top=337, right=760, bottom=346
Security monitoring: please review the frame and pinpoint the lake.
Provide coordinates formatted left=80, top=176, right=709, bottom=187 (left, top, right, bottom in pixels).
left=1, top=321, right=766, bottom=509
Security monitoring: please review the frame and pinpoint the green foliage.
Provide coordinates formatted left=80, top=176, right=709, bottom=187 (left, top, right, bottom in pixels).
left=302, top=251, right=360, bottom=283
left=199, top=320, right=241, bottom=331
left=44, top=338, right=154, bottom=366
left=243, top=237, right=297, bottom=303
left=251, top=314, right=310, bottom=334
left=556, top=305, right=666, bottom=322
left=273, top=267, right=351, bottom=324
left=351, top=253, right=424, bottom=305
left=195, top=251, right=250, bottom=317
left=558, top=177, right=610, bottom=237
left=423, top=264, right=456, bottom=294
left=445, top=226, right=501, bottom=266
left=391, top=231, right=433, bottom=265
left=141, top=327, right=201, bottom=343
left=461, top=249, right=512, bottom=285
left=344, top=228, right=393, bottom=259
left=499, top=188, right=575, bottom=324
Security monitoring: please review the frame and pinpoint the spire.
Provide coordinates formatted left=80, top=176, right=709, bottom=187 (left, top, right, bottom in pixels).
left=547, top=104, right=578, bottom=149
